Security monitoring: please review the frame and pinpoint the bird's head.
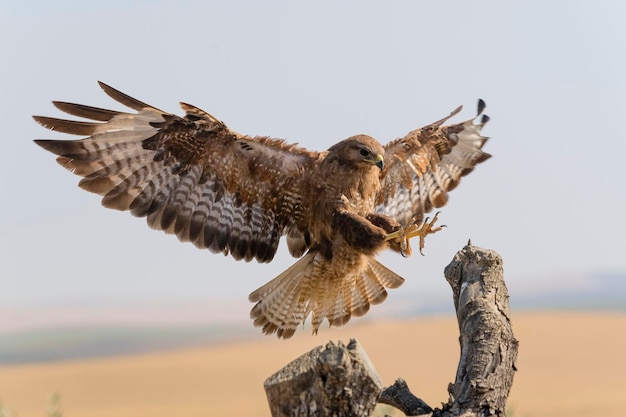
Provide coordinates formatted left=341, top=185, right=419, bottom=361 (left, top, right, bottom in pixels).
left=327, top=135, right=385, bottom=171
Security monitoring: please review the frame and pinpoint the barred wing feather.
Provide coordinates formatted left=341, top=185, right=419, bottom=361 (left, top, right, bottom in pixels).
left=34, top=82, right=316, bottom=263
left=376, top=100, right=491, bottom=227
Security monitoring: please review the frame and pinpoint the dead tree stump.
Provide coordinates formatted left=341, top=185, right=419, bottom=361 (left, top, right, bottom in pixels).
left=264, top=339, right=382, bottom=417
left=265, top=244, right=518, bottom=417
left=441, top=243, right=518, bottom=416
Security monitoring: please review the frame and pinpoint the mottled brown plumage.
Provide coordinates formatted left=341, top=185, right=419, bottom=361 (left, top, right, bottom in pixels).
left=34, top=82, right=490, bottom=338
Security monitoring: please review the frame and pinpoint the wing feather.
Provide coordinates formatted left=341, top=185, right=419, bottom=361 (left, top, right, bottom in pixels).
left=377, top=101, right=490, bottom=226
left=34, top=82, right=316, bottom=263
left=52, top=101, right=122, bottom=121
left=98, top=81, right=157, bottom=112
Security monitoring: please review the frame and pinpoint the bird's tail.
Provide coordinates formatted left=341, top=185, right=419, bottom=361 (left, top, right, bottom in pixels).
left=248, top=252, right=405, bottom=339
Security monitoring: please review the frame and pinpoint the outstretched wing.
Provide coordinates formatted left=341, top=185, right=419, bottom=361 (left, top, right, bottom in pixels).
left=34, top=82, right=316, bottom=263
left=376, top=100, right=490, bottom=226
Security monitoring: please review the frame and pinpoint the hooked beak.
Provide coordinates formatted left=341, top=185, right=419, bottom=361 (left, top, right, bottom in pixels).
left=375, top=154, right=384, bottom=170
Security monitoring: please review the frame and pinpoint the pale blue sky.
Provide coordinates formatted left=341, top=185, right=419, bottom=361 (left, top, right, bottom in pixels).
left=1, top=1, right=625, bottom=327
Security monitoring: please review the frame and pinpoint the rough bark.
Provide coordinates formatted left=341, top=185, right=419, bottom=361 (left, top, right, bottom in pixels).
left=378, top=378, right=433, bottom=415
left=264, top=339, right=382, bottom=417
left=438, top=243, right=518, bottom=416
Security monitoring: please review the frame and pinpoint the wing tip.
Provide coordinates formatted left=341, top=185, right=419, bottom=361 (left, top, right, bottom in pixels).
left=477, top=98, right=487, bottom=116
left=32, top=115, right=48, bottom=127
left=33, top=138, right=51, bottom=151
left=33, top=139, right=67, bottom=156
left=97, top=81, right=155, bottom=111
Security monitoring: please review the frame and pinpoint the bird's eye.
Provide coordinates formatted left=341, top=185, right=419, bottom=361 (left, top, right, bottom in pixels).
left=360, top=148, right=369, bottom=157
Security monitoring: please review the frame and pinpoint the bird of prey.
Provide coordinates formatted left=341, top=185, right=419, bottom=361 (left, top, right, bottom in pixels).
left=34, top=82, right=490, bottom=338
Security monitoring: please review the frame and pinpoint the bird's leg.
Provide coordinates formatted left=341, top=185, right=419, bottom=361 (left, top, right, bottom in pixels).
left=384, top=212, right=445, bottom=256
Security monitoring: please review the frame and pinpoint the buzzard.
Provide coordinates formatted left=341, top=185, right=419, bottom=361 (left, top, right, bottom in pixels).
left=34, top=82, right=490, bottom=338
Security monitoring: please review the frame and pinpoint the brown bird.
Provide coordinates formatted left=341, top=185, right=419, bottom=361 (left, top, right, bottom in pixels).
left=34, top=82, right=490, bottom=338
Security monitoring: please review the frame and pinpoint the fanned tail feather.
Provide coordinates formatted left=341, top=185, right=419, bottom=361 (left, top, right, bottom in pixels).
left=249, top=254, right=405, bottom=339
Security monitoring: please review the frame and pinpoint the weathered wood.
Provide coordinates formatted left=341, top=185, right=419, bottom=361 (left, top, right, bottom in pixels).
left=264, top=339, right=382, bottom=417
left=378, top=378, right=433, bottom=416
left=439, top=243, right=518, bottom=416
left=376, top=244, right=517, bottom=416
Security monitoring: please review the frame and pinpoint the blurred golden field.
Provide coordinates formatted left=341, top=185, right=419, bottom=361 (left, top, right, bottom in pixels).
left=1, top=311, right=624, bottom=417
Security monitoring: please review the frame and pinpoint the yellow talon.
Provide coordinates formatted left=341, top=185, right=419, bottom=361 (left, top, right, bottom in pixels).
left=385, top=212, right=446, bottom=256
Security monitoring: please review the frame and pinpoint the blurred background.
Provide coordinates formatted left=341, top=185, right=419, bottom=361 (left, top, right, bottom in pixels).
left=0, top=1, right=625, bottom=416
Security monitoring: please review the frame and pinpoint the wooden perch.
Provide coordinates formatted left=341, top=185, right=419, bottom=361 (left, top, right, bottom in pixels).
left=264, top=244, right=518, bottom=417
left=264, top=339, right=382, bottom=417
left=441, top=243, right=518, bottom=416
